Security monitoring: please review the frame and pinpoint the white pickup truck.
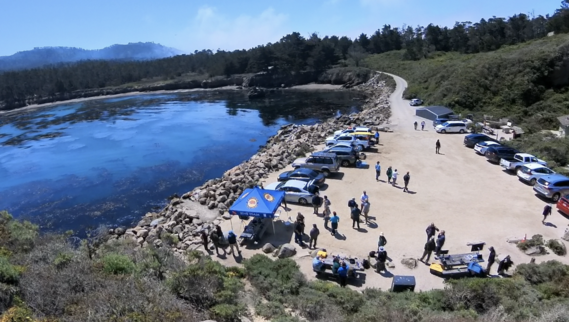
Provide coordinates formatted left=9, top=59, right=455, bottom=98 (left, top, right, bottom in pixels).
left=325, top=134, right=370, bottom=151
left=500, top=153, right=547, bottom=172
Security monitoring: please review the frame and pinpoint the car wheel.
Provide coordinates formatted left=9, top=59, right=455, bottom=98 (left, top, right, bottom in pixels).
left=341, top=160, right=350, bottom=167
left=299, top=198, right=308, bottom=205
left=441, top=130, right=446, bottom=133
left=358, top=144, right=364, bottom=151
left=322, top=169, right=330, bottom=177
left=459, top=129, right=465, bottom=134
left=530, top=178, right=537, bottom=186
left=553, top=193, right=561, bottom=202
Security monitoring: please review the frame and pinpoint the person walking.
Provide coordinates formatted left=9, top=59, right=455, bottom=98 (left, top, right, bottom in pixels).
left=542, top=204, right=552, bottom=224
left=392, top=169, right=399, bottom=186
left=374, top=130, right=380, bottom=144
left=323, top=195, right=331, bottom=229
left=386, top=166, right=393, bottom=184
left=351, top=206, right=361, bottom=229
left=378, top=232, right=387, bottom=249
left=360, top=191, right=369, bottom=209
left=362, top=200, right=370, bottom=223
left=210, top=226, right=225, bottom=256
left=312, top=193, right=322, bottom=215
left=309, top=224, right=320, bottom=249
left=200, top=230, right=210, bottom=253
left=403, top=172, right=410, bottom=192
left=425, top=223, right=439, bottom=241
left=421, top=120, right=425, bottom=131
left=338, top=262, right=349, bottom=287
left=436, top=139, right=441, bottom=154
left=414, top=121, right=418, bottom=130
left=486, top=246, right=496, bottom=274
left=375, top=161, right=381, bottom=181
left=419, top=236, right=436, bottom=263
left=435, top=230, right=446, bottom=257
left=294, top=220, right=305, bottom=246
left=227, top=231, right=241, bottom=256
left=330, top=212, right=340, bottom=235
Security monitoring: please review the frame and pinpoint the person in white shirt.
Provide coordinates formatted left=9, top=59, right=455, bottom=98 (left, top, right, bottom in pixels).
left=360, top=191, right=369, bottom=210
left=392, top=169, right=399, bottom=186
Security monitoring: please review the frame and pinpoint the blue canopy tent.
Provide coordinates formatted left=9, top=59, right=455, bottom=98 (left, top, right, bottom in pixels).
left=228, top=187, right=286, bottom=234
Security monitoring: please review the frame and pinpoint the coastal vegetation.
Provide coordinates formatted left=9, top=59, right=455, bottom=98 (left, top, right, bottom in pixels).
left=1, top=210, right=569, bottom=321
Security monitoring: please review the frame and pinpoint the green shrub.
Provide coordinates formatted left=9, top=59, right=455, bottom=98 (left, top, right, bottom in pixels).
left=53, top=252, right=73, bottom=269
left=515, top=260, right=569, bottom=285
left=101, top=253, right=135, bottom=275
left=255, top=301, right=286, bottom=319
left=209, top=303, right=244, bottom=322
left=0, top=256, right=19, bottom=284
left=243, top=254, right=306, bottom=298
left=516, top=234, right=544, bottom=251
left=161, top=233, right=179, bottom=246
left=547, top=239, right=567, bottom=256
left=309, top=280, right=364, bottom=313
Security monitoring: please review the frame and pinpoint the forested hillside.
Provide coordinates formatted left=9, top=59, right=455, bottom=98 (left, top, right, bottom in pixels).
left=2, top=3, right=569, bottom=111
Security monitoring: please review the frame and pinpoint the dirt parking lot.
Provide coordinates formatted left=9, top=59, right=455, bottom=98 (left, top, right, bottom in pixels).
left=216, top=73, right=569, bottom=292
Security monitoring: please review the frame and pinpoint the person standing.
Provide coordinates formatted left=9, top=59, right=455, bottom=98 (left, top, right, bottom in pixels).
left=323, top=195, right=331, bottom=229
left=425, top=223, right=439, bottom=241
left=312, top=193, right=322, bottom=215
left=436, top=139, right=441, bottom=154
left=435, top=230, right=446, bottom=257
left=419, top=237, right=436, bottom=263
left=392, top=169, right=399, bottom=186
left=421, top=120, right=425, bottom=131
left=403, top=172, right=410, bottom=192
left=414, top=121, right=418, bottom=130
left=330, top=212, right=340, bottom=236
left=486, top=246, right=496, bottom=274
left=374, top=130, right=380, bottom=144
left=376, top=247, right=388, bottom=272
left=542, top=204, right=552, bottom=224
left=227, top=231, right=241, bottom=256
left=348, top=198, right=357, bottom=209
left=378, top=232, right=387, bottom=249
left=201, top=231, right=210, bottom=253
left=351, top=206, right=361, bottom=229
left=360, top=191, right=369, bottom=209
left=362, top=200, right=370, bottom=223
left=294, top=220, right=305, bottom=246
left=386, top=166, right=393, bottom=184
left=375, top=161, right=381, bottom=181
left=338, top=262, right=349, bottom=287
left=210, top=226, right=226, bottom=256
left=309, top=224, right=320, bottom=249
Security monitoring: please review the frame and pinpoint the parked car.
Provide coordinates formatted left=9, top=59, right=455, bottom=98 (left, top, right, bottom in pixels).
left=533, top=174, right=569, bottom=202
left=432, top=118, right=449, bottom=127
left=277, top=168, right=325, bottom=185
left=333, top=126, right=373, bottom=137
left=291, top=152, right=340, bottom=177
left=325, top=134, right=370, bottom=151
left=474, top=141, right=501, bottom=155
left=464, top=134, right=497, bottom=148
left=328, top=142, right=363, bottom=152
left=556, top=194, right=569, bottom=216
left=500, top=153, right=548, bottom=172
left=265, top=179, right=319, bottom=205
left=320, top=145, right=360, bottom=167
left=484, top=146, right=518, bottom=164
left=409, top=98, right=423, bottom=106
left=517, top=163, right=556, bottom=186
left=435, top=121, right=467, bottom=134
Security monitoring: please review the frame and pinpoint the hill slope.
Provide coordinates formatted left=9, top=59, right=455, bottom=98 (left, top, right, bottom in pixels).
left=0, top=42, right=182, bottom=71
left=365, top=33, right=569, bottom=132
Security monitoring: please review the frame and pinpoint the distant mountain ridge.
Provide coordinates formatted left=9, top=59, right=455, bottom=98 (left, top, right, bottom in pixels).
left=0, top=42, right=183, bottom=71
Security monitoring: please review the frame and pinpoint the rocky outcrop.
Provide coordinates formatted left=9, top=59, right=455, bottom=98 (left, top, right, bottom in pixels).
left=318, top=67, right=374, bottom=88
left=112, top=72, right=394, bottom=254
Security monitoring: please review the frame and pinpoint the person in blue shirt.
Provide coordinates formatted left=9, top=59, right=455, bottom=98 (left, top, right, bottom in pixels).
left=312, top=256, right=324, bottom=272
left=374, top=131, right=380, bottom=144
left=330, top=212, right=340, bottom=236
left=337, top=261, right=349, bottom=287
left=375, top=161, right=381, bottom=181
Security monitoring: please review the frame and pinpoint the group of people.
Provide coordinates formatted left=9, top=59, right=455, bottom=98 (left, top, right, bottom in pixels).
left=414, top=120, right=426, bottom=131
left=312, top=250, right=352, bottom=287
left=375, top=161, right=412, bottom=192
left=201, top=225, right=241, bottom=257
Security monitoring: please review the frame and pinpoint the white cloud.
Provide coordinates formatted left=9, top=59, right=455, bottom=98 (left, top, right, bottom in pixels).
left=177, top=6, right=288, bottom=52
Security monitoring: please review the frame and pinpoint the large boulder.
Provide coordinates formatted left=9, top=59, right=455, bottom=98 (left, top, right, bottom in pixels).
left=276, top=243, right=296, bottom=258
left=262, top=243, right=276, bottom=254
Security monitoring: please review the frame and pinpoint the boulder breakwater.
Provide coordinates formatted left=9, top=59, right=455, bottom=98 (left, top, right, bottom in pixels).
left=111, top=72, right=395, bottom=255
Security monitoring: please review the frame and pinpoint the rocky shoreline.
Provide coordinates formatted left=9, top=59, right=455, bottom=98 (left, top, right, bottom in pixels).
left=111, top=72, right=395, bottom=256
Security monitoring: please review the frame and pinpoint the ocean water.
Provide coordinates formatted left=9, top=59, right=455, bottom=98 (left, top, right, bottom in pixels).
left=0, top=89, right=364, bottom=234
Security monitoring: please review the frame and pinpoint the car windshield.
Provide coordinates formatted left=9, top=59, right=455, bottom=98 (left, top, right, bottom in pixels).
left=441, top=122, right=449, bottom=127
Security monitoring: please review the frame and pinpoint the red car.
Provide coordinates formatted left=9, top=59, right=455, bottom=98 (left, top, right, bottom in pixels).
left=557, top=194, right=569, bottom=216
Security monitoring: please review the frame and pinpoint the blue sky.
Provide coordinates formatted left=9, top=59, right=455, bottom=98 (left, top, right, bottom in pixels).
left=0, top=0, right=559, bottom=56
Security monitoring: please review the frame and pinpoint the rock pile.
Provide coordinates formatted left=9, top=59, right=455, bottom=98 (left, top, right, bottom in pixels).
left=113, top=72, right=395, bottom=253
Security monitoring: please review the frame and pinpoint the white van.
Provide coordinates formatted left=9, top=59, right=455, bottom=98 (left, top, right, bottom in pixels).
left=435, top=121, right=467, bottom=134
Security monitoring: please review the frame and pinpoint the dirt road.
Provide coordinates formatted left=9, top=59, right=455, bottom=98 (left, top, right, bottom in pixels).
left=216, top=73, right=568, bottom=291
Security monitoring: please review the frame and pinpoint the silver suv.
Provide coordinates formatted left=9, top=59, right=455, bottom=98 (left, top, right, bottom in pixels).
left=321, top=145, right=359, bottom=167
left=291, top=152, right=340, bottom=177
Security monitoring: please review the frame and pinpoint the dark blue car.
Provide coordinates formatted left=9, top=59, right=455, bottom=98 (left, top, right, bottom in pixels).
left=278, top=168, right=325, bottom=186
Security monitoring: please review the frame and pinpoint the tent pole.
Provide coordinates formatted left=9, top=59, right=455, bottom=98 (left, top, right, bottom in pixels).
left=272, top=219, right=275, bottom=234
left=230, top=216, right=234, bottom=230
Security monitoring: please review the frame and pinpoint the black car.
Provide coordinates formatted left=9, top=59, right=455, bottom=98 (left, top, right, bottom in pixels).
left=321, top=145, right=360, bottom=166
left=277, top=168, right=326, bottom=186
left=485, top=146, right=518, bottom=164
left=463, top=134, right=497, bottom=148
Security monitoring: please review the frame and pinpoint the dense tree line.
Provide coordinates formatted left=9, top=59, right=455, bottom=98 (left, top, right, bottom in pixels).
left=1, top=3, right=569, bottom=109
